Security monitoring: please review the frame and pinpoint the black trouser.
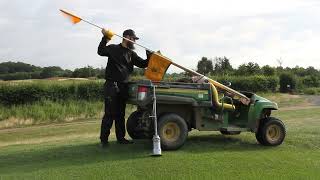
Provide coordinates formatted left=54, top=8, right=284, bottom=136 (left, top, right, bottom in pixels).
left=100, top=81, right=128, bottom=143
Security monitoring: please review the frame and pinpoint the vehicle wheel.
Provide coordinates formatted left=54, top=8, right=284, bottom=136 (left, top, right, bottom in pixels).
left=158, top=113, right=188, bottom=150
left=126, top=111, right=149, bottom=139
left=255, top=129, right=264, bottom=145
left=255, top=118, right=268, bottom=144
left=256, top=117, right=286, bottom=146
left=220, top=130, right=241, bottom=135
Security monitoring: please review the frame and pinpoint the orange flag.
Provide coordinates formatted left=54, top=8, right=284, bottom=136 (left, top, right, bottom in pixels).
left=60, top=9, right=82, bottom=24
left=144, top=53, right=172, bottom=81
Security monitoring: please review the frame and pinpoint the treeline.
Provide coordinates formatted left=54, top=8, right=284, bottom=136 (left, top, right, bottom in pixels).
left=196, top=56, right=320, bottom=77
left=0, top=62, right=103, bottom=80
left=195, top=57, right=320, bottom=93
left=0, top=61, right=145, bottom=80
left=1, top=59, right=320, bottom=94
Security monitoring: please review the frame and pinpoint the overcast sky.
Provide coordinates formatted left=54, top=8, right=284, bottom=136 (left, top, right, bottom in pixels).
left=0, top=0, right=319, bottom=72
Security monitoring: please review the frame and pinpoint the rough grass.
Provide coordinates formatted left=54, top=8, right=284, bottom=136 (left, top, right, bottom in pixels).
left=257, top=93, right=305, bottom=107
left=0, top=100, right=104, bottom=129
left=0, top=100, right=137, bottom=129
left=0, top=100, right=319, bottom=179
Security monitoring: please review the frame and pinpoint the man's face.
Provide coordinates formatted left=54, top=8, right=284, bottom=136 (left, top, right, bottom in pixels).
left=126, top=36, right=136, bottom=50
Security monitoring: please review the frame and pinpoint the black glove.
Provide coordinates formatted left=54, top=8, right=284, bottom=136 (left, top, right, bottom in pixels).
left=146, top=50, right=153, bottom=60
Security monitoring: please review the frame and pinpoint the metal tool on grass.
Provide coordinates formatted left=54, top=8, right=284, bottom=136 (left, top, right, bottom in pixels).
left=150, top=85, right=161, bottom=156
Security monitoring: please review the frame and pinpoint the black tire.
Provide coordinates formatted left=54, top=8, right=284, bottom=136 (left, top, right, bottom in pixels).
left=220, top=130, right=241, bottom=135
left=256, top=117, right=286, bottom=146
left=158, top=113, right=188, bottom=150
left=126, top=111, right=148, bottom=139
left=255, top=118, right=268, bottom=145
left=255, top=128, right=264, bottom=145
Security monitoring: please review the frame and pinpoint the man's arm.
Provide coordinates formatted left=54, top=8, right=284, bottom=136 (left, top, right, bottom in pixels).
left=97, top=36, right=111, bottom=56
left=132, top=50, right=151, bottom=68
left=97, top=29, right=114, bottom=56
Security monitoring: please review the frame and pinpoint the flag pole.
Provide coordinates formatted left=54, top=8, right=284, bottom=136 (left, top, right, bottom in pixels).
left=81, top=19, right=103, bottom=29
left=59, top=9, right=153, bottom=52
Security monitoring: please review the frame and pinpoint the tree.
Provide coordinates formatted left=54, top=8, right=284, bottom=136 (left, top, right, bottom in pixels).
left=291, top=66, right=306, bottom=77
left=0, top=61, right=41, bottom=74
left=305, top=66, right=319, bottom=76
left=275, top=66, right=284, bottom=75
left=213, top=56, right=233, bottom=75
left=236, top=62, right=261, bottom=76
left=196, top=57, right=213, bottom=75
left=0, top=66, right=9, bottom=74
left=72, top=66, right=98, bottom=78
left=62, top=69, right=73, bottom=77
left=261, top=65, right=275, bottom=76
left=303, top=76, right=319, bottom=87
left=40, top=66, right=64, bottom=78
left=279, top=73, right=296, bottom=93
left=96, top=67, right=105, bottom=79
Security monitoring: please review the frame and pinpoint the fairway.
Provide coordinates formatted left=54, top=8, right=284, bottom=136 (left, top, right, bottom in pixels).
left=0, top=97, right=320, bottom=179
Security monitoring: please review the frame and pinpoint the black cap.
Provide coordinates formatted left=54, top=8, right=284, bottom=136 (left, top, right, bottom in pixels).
left=123, top=29, right=139, bottom=40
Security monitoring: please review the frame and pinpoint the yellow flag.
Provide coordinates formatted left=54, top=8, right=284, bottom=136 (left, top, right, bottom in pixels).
left=144, top=53, right=172, bottom=81
left=60, top=9, right=82, bottom=24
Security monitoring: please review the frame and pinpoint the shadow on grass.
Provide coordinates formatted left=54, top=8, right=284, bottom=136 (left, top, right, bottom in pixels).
left=0, top=134, right=270, bottom=175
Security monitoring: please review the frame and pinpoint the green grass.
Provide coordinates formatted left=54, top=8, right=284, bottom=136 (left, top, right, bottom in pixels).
left=257, top=92, right=309, bottom=107
left=303, top=87, right=320, bottom=95
left=0, top=105, right=319, bottom=179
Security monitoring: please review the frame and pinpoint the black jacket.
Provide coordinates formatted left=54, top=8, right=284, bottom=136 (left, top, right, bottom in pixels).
left=98, top=37, right=149, bottom=82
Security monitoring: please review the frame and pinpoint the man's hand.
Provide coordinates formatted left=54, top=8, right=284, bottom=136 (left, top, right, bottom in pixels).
left=146, top=50, right=153, bottom=60
left=102, top=29, right=114, bottom=40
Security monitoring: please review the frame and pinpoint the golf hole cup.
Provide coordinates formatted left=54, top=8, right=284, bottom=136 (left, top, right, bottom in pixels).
left=152, top=135, right=161, bottom=156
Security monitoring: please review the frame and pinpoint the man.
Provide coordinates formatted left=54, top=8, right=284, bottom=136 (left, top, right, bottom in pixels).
left=98, top=28, right=151, bottom=146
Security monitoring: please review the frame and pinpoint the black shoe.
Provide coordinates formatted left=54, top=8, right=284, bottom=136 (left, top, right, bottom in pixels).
left=117, top=139, right=133, bottom=144
left=101, top=141, right=109, bottom=148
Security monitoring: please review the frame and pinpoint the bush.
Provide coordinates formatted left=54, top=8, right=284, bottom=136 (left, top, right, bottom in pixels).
left=0, top=81, right=104, bottom=106
left=77, top=82, right=104, bottom=100
left=302, top=76, right=320, bottom=88
left=279, top=73, right=296, bottom=93
left=211, top=75, right=278, bottom=92
left=303, top=87, right=320, bottom=95
left=0, top=72, right=41, bottom=80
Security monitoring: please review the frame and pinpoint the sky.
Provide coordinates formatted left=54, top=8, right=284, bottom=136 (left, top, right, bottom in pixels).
left=0, top=0, right=320, bottom=72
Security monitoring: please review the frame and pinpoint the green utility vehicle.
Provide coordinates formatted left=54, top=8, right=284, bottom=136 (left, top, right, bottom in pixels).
left=126, top=79, right=286, bottom=150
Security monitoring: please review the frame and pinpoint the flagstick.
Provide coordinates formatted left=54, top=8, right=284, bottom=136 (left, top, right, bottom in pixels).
left=81, top=19, right=153, bottom=52
left=113, top=34, right=153, bottom=52
left=81, top=19, right=103, bottom=29
left=60, top=9, right=153, bottom=52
